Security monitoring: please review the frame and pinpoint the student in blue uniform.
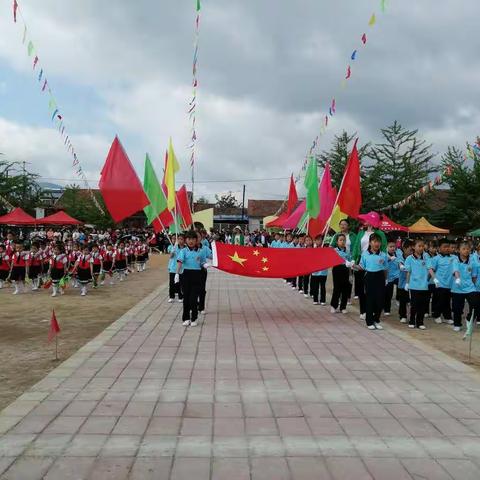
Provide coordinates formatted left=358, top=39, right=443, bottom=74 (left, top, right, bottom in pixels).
left=283, top=232, right=297, bottom=288
left=198, top=231, right=212, bottom=314
left=404, top=239, right=430, bottom=329
left=176, top=231, right=209, bottom=327
left=451, top=241, right=479, bottom=332
left=299, top=235, right=313, bottom=298
left=167, top=234, right=185, bottom=303
left=330, top=233, right=352, bottom=313
left=425, top=240, right=438, bottom=317
left=397, top=239, right=413, bottom=323
left=358, top=233, right=388, bottom=330
left=428, top=239, right=454, bottom=325
left=310, top=235, right=327, bottom=305
left=270, top=233, right=281, bottom=248
left=384, top=241, right=400, bottom=316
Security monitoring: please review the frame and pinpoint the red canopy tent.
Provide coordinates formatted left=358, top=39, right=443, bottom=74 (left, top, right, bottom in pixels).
left=0, top=207, right=37, bottom=225
left=379, top=214, right=408, bottom=232
left=38, top=211, right=83, bottom=226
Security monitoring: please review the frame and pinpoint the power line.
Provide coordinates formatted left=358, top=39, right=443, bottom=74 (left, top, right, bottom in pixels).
left=36, top=175, right=291, bottom=184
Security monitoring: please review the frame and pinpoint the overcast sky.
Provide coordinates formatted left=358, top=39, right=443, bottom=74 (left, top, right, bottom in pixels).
left=0, top=0, right=478, bottom=203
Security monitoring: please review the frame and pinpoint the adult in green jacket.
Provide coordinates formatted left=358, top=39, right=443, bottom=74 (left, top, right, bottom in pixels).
left=330, top=219, right=357, bottom=255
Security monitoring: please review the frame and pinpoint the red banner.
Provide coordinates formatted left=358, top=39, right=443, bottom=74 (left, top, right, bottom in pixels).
left=212, top=242, right=343, bottom=278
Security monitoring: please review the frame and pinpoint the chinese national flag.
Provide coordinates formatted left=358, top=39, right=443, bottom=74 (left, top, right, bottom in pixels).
left=212, top=242, right=343, bottom=278
left=48, top=309, right=60, bottom=342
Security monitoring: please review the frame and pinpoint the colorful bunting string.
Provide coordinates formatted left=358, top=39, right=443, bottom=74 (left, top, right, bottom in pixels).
left=11, top=0, right=104, bottom=214
left=379, top=139, right=480, bottom=211
left=187, top=0, right=202, bottom=207
left=292, top=0, right=387, bottom=186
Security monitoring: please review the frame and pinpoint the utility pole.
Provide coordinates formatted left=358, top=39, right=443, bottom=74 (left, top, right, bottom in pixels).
left=241, top=184, right=246, bottom=221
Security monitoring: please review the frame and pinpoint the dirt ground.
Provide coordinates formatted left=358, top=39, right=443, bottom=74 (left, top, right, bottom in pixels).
left=0, top=254, right=168, bottom=411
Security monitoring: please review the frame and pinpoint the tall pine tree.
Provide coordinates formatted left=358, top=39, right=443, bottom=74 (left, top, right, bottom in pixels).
left=364, top=121, right=436, bottom=222
left=429, top=145, right=480, bottom=233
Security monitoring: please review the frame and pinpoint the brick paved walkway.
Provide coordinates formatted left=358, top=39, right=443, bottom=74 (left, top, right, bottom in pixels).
left=2, top=271, right=480, bottom=479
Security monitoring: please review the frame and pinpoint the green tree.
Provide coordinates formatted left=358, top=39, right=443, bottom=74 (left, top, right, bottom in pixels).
left=364, top=121, right=436, bottom=222
left=316, top=131, right=370, bottom=190
left=0, top=159, right=41, bottom=215
left=58, top=185, right=114, bottom=229
left=429, top=145, right=480, bottom=233
left=215, top=192, right=239, bottom=209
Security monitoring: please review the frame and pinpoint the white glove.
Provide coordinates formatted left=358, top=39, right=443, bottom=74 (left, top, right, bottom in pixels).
left=385, top=280, right=389, bottom=286
left=433, top=277, right=440, bottom=287
left=404, top=283, right=409, bottom=291
left=345, top=261, right=353, bottom=268
left=389, top=256, right=396, bottom=261
left=203, top=263, right=211, bottom=269
left=399, top=264, right=406, bottom=271
left=174, top=273, right=180, bottom=284
left=455, top=277, right=461, bottom=285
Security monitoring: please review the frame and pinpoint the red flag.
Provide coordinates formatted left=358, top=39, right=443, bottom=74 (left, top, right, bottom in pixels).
left=13, top=0, right=18, bottom=22
left=48, top=309, right=60, bottom=342
left=99, top=137, right=150, bottom=223
left=286, top=175, right=298, bottom=215
left=212, top=242, right=342, bottom=278
left=318, top=163, right=336, bottom=222
left=346, top=65, right=351, bottom=79
left=176, top=185, right=193, bottom=228
left=337, top=139, right=362, bottom=218
left=266, top=211, right=290, bottom=228
left=283, top=200, right=306, bottom=230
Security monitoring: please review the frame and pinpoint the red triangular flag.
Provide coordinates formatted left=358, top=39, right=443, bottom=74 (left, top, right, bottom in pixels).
left=286, top=175, right=298, bottom=215
left=99, top=137, right=150, bottom=223
left=48, top=309, right=60, bottom=342
left=176, top=185, right=193, bottom=228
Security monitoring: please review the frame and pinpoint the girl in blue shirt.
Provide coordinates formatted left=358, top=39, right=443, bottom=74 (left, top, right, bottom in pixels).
left=451, top=242, right=479, bottom=332
left=176, top=231, right=210, bottom=327
left=384, top=241, right=400, bottom=316
left=310, top=235, right=328, bottom=305
left=167, top=234, right=185, bottom=303
left=299, top=235, right=313, bottom=298
left=396, top=239, right=413, bottom=323
left=358, top=233, right=388, bottom=330
left=330, top=233, right=352, bottom=313
left=404, top=239, right=430, bottom=329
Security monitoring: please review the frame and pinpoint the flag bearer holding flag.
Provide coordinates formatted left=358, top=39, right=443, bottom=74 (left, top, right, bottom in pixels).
left=176, top=231, right=210, bottom=327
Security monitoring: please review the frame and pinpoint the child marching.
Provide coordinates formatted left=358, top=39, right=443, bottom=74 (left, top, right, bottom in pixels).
left=168, top=234, right=185, bottom=303
left=330, top=233, right=353, bottom=313
left=48, top=243, right=68, bottom=297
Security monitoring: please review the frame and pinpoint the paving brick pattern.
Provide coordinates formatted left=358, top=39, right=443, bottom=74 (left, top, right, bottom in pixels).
left=2, top=271, right=480, bottom=479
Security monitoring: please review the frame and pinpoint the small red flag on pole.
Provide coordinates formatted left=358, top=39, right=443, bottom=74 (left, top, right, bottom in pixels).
left=48, top=309, right=60, bottom=360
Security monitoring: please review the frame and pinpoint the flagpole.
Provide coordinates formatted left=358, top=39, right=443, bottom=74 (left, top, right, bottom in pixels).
left=321, top=154, right=350, bottom=246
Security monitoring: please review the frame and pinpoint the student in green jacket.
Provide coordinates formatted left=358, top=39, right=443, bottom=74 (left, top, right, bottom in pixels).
left=350, top=212, right=387, bottom=320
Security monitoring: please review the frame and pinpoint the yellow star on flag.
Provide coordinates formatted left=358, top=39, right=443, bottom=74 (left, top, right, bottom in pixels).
left=229, top=251, right=248, bottom=267
left=261, top=257, right=268, bottom=264
left=262, top=266, right=269, bottom=272
left=253, top=250, right=260, bottom=256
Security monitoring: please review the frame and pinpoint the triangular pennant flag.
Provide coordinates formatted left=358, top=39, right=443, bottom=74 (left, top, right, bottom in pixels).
left=27, top=40, right=34, bottom=56
left=143, top=153, right=168, bottom=225
left=13, top=0, right=18, bottom=22
left=196, top=0, right=201, bottom=12
left=48, top=309, right=60, bottom=342
left=99, top=137, right=150, bottom=223
left=361, top=33, right=367, bottom=44
left=286, top=174, right=298, bottom=215
left=176, top=185, right=193, bottom=228
left=369, top=13, right=376, bottom=26
left=166, top=138, right=180, bottom=211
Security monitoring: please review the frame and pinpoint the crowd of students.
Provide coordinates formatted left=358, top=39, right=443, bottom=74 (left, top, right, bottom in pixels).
left=0, top=230, right=152, bottom=297
left=270, top=217, right=480, bottom=333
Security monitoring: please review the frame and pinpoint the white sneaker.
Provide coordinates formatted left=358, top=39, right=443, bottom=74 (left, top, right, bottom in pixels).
left=330, top=307, right=337, bottom=314
left=347, top=301, right=352, bottom=305
left=446, top=319, right=454, bottom=325
left=384, top=312, right=391, bottom=316
left=51, top=291, right=57, bottom=297
left=453, top=326, right=461, bottom=332
left=400, top=318, right=407, bottom=324
left=190, top=321, right=198, bottom=327
left=291, top=286, right=296, bottom=289
left=419, top=325, right=426, bottom=330
left=201, top=310, right=206, bottom=315
left=304, top=294, right=309, bottom=298
left=177, top=298, right=183, bottom=303
left=434, top=318, right=442, bottom=324
left=182, top=320, right=191, bottom=326
left=13, top=289, right=19, bottom=295
left=320, top=302, right=326, bottom=306
left=313, top=302, right=319, bottom=305
left=375, top=323, right=383, bottom=330
left=408, top=324, right=414, bottom=329
left=168, top=298, right=174, bottom=303
left=354, top=296, right=359, bottom=300
left=341, top=309, right=348, bottom=314
left=360, top=313, right=366, bottom=320
left=81, top=288, right=86, bottom=296
left=367, top=325, right=376, bottom=330
left=299, top=290, right=303, bottom=294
